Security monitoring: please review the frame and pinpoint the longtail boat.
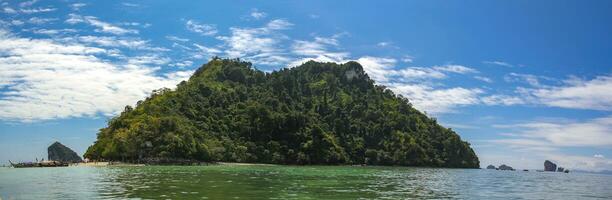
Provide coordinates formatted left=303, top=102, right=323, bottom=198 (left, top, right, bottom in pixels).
left=8, top=160, right=68, bottom=168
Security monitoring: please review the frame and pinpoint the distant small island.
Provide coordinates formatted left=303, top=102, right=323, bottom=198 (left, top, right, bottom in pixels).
left=486, top=164, right=515, bottom=171
left=10, top=141, right=81, bottom=168
left=84, top=58, right=479, bottom=168
left=486, top=160, right=569, bottom=173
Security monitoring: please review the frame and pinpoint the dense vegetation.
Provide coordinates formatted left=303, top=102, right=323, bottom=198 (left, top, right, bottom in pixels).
left=84, top=58, right=479, bottom=168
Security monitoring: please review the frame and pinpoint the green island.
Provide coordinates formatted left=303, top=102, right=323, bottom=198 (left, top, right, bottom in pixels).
left=84, top=58, right=479, bottom=168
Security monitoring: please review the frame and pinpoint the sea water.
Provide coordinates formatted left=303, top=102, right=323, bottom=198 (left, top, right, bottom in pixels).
left=0, top=165, right=611, bottom=199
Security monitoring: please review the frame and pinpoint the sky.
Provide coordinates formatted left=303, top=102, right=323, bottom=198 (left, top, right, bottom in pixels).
left=0, top=0, right=611, bottom=172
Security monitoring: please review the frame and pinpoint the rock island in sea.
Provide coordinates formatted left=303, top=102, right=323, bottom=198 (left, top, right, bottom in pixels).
left=84, top=58, right=479, bottom=168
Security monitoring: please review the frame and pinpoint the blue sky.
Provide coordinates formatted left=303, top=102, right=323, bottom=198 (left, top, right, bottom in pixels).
left=0, top=0, right=611, bottom=171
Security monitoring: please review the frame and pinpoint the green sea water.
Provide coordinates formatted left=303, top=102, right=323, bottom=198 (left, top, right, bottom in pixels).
left=0, top=165, right=611, bottom=199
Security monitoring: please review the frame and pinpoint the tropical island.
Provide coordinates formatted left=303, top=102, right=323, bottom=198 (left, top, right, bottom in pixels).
left=84, top=58, right=479, bottom=168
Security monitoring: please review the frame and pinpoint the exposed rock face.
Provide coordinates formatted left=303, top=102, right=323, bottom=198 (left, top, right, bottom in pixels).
left=498, top=164, right=514, bottom=171
left=557, top=167, right=565, bottom=172
left=48, top=142, right=83, bottom=163
left=544, top=160, right=557, bottom=171
left=486, top=165, right=496, bottom=169
left=564, top=169, right=569, bottom=173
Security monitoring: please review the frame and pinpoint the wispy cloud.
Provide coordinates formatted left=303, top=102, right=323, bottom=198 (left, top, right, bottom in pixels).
left=481, top=94, right=524, bottom=105
left=483, top=60, right=513, bottom=67
left=0, top=29, right=190, bottom=121
left=19, top=0, right=38, bottom=7
left=166, top=35, right=189, bottom=42
left=492, top=116, right=612, bottom=148
left=504, top=72, right=548, bottom=87
left=31, top=28, right=77, bottom=35
left=70, top=3, right=86, bottom=11
left=215, top=19, right=293, bottom=65
left=185, top=19, right=217, bottom=36
left=66, top=14, right=138, bottom=35
left=390, top=83, right=483, bottom=114
left=249, top=9, right=267, bottom=20
left=433, top=65, right=479, bottom=74
left=121, top=3, right=140, bottom=7
left=474, top=76, right=493, bottom=83
left=19, top=7, right=56, bottom=14
left=401, top=55, right=414, bottom=63
left=27, top=17, right=57, bottom=24
left=489, top=74, right=612, bottom=111
left=528, top=75, right=612, bottom=111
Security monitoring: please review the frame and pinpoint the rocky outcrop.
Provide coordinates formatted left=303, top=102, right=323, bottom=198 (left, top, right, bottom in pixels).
left=557, top=167, right=565, bottom=172
left=498, top=164, right=514, bottom=171
left=544, top=160, right=557, bottom=171
left=48, top=142, right=83, bottom=163
left=486, top=165, right=496, bottom=169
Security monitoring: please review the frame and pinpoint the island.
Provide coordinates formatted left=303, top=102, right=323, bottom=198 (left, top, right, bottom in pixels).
left=543, top=160, right=569, bottom=173
left=49, top=142, right=83, bottom=163
left=84, top=58, right=479, bottom=168
left=544, top=160, right=557, bottom=171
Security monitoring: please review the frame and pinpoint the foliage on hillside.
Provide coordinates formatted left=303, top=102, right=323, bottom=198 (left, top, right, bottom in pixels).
left=85, top=58, right=479, bottom=168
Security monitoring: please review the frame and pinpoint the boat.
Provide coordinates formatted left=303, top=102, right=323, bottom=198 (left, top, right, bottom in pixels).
left=8, top=160, right=69, bottom=168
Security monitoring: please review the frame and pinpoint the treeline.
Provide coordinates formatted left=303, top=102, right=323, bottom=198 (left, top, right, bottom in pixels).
left=85, top=58, right=479, bottom=168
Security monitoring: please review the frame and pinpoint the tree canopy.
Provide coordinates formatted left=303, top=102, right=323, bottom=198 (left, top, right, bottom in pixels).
left=85, top=58, right=479, bottom=168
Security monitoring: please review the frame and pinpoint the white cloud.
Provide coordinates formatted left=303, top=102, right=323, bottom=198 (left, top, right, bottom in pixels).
left=504, top=72, right=544, bottom=87
left=289, top=35, right=348, bottom=67
left=216, top=19, right=294, bottom=65
left=250, top=9, right=267, bottom=20
left=66, top=14, right=138, bottom=35
left=389, top=84, right=483, bottom=114
left=11, top=20, right=24, bottom=26
left=32, top=28, right=77, bottom=35
left=185, top=20, right=217, bottom=36
left=193, top=43, right=222, bottom=58
left=530, top=75, right=612, bottom=111
left=401, top=55, right=414, bottom=63
left=166, top=35, right=189, bottom=42
left=121, top=3, right=140, bottom=7
left=356, top=56, right=397, bottom=83
left=27, top=17, right=57, bottom=24
left=474, top=75, right=493, bottom=83
left=433, top=65, right=479, bottom=74
left=19, top=0, right=38, bottom=7
left=481, top=94, right=524, bottom=105
left=266, top=19, right=293, bottom=30
left=70, top=3, right=86, bottom=11
left=0, top=29, right=190, bottom=121
left=169, top=60, right=193, bottom=68
left=19, top=7, right=55, bottom=14
left=483, top=60, right=513, bottom=67
left=492, top=116, right=612, bottom=147
left=377, top=42, right=391, bottom=47
left=3, top=7, right=17, bottom=14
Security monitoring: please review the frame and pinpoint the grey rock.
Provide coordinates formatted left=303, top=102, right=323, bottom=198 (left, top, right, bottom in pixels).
left=498, top=164, right=514, bottom=171
left=48, top=142, right=83, bottom=163
left=544, top=160, right=557, bottom=171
